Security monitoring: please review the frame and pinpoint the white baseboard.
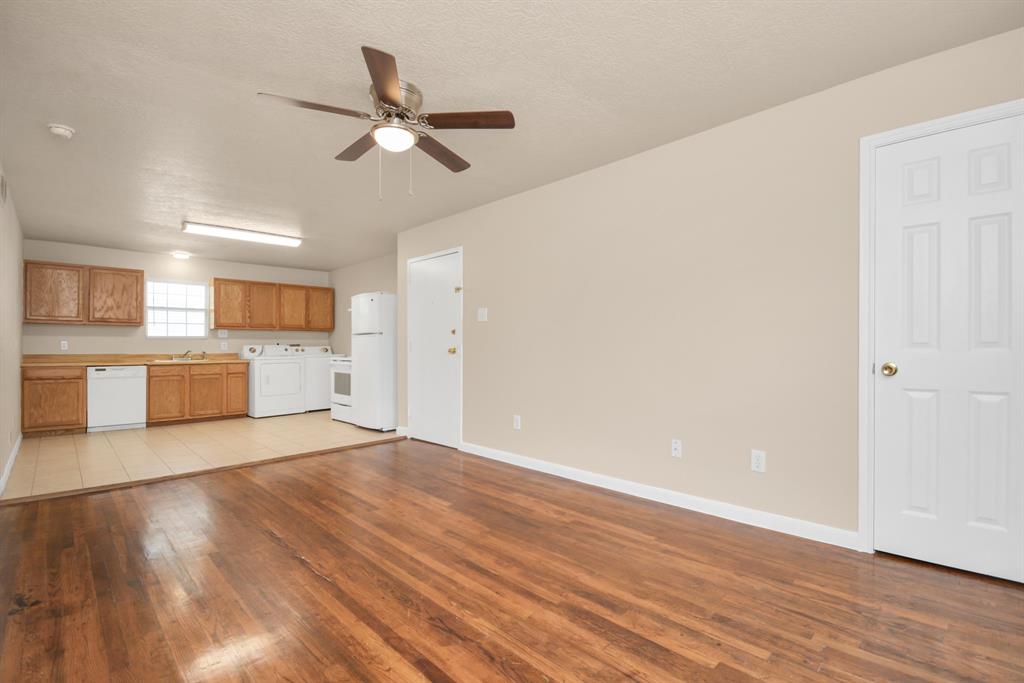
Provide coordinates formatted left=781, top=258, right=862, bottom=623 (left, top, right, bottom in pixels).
left=396, top=426, right=408, bottom=437
left=460, top=441, right=863, bottom=552
left=0, top=435, right=23, bottom=497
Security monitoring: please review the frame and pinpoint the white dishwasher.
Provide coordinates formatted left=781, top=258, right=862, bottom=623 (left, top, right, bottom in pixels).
left=87, top=366, right=147, bottom=432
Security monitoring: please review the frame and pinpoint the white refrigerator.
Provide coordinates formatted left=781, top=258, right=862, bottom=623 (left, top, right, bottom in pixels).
left=351, top=292, right=397, bottom=431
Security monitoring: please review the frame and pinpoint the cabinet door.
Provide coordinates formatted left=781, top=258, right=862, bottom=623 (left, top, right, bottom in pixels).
left=87, top=267, right=144, bottom=325
left=147, top=368, right=188, bottom=422
left=248, top=282, right=279, bottom=329
left=213, top=279, right=248, bottom=328
left=22, top=371, right=86, bottom=431
left=279, top=285, right=308, bottom=330
left=225, top=367, right=248, bottom=415
left=189, top=366, right=225, bottom=417
left=24, top=261, right=87, bottom=323
left=306, top=287, right=335, bottom=331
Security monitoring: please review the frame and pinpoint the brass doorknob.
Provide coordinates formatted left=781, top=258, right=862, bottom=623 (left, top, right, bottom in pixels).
left=880, top=362, right=898, bottom=377
left=448, top=346, right=457, bottom=354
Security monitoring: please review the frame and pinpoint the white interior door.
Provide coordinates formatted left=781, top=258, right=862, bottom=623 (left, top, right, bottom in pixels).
left=873, top=113, right=1023, bottom=582
left=408, top=250, right=462, bottom=447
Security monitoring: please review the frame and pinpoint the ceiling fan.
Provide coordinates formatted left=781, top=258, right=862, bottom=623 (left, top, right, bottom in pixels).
left=259, top=46, right=515, bottom=173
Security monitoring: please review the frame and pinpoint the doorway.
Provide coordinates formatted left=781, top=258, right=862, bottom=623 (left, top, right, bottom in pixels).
left=407, top=248, right=463, bottom=448
left=861, top=100, right=1023, bottom=582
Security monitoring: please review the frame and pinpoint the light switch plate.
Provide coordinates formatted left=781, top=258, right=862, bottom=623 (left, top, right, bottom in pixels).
left=477, top=307, right=489, bottom=322
left=217, top=329, right=228, bottom=338
left=59, top=340, right=69, bottom=351
left=512, top=414, right=521, bottom=430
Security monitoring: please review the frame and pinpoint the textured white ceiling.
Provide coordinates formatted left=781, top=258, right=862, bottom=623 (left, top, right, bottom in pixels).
left=1, top=1, right=1021, bottom=270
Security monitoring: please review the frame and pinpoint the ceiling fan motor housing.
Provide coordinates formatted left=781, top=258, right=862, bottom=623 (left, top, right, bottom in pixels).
left=369, top=80, right=423, bottom=119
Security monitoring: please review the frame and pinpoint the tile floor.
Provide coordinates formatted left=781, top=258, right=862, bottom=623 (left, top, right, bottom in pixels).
left=1, top=412, right=399, bottom=501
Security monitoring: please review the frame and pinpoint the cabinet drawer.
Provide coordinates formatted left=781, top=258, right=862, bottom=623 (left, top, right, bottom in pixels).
left=149, top=365, right=187, bottom=377
left=189, top=364, right=226, bottom=376
left=22, top=366, right=85, bottom=380
left=226, top=363, right=248, bottom=375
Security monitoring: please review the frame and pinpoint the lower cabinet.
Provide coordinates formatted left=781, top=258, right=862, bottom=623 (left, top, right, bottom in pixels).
left=226, top=364, right=248, bottom=415
left=148, top=363, right=248, bottom=424
left=148, top=366, right=189, bottom=422
left=189, top=365, right=225, bottom=417
left=22, top=366, right=86, bottom=433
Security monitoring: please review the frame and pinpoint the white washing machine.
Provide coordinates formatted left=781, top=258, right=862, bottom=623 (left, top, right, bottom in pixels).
left=296, top=345, right=332, bottom=412
left=242, top=344, right=305, bottom=418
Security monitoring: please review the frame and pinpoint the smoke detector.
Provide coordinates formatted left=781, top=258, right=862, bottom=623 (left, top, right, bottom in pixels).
left=47, top=124, right=75, bottom=139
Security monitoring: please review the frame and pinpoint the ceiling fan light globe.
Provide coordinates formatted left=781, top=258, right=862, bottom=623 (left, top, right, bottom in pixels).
left=372, top=123, right=417, bottom=152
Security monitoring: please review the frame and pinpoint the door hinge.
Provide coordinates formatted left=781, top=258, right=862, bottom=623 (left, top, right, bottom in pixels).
left=871, top=362, right=876, bottom=375
left=454, top=286, right=463, bottom=293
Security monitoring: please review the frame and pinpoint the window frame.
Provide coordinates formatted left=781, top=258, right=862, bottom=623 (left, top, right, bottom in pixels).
left=144, top=279, right=209, bottom=339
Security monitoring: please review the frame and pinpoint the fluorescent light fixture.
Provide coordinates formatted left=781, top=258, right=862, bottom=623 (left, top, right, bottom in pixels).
left=170, top=250, right=191, bottom=260
left=372, top=122, right=417, bottom=152
left=182, top=222, right=301, bottom=248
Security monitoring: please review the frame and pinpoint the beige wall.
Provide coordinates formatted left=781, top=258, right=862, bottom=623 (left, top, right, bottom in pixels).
left=1, top=161, right=24, bottom=476
left=397, top=29, right=1024, bottom=531
left=328, top=252, right=397, bottom=354
left=22, top=240, right=331, bottom=355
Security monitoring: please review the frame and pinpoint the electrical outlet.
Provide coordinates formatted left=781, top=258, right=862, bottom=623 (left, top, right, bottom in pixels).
left=59, top=339, right=68, bottom=351
left=671, top=438, right=682, bottom=458
left=512, top=414, right=521, bottom=431
left=219, top=341, right=228, bottom=351
left=751, top=449, right=767, bottom=473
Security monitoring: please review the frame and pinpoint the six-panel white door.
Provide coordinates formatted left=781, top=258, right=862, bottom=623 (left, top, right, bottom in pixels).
left=873, top=113, right=1023, bottom=582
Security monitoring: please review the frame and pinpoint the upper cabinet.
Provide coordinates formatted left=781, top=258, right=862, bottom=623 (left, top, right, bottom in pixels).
left=306, top=287, right=334, bottom=331
left=87, top=266, right=144, bottom=325
left=24, top=261, right=143, bottom=326
left=248, top=282, right=279, bottom=329
left=211, top=278, right=333, bottom=331
left=279, top=285, right=308, bottom=330
left=212, top=279, right=248, bottom=328
left=24, top=261, right=87, bottom=323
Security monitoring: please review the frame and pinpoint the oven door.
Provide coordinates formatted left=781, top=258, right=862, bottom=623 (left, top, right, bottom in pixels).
left=331, top=361, right=352, bottom=406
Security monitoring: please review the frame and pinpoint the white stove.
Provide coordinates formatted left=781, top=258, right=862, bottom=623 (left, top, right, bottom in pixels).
left=330, top=354, right=354, bottom=424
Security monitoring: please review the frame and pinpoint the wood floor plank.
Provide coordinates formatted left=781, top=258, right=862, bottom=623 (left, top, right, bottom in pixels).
left=0, top=439, right=1021, bottom=681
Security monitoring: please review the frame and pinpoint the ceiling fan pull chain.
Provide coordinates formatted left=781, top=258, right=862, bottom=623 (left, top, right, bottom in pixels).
left=408, top=148, right=414, bottom=196
left=378, top=145, right=383, bottom=201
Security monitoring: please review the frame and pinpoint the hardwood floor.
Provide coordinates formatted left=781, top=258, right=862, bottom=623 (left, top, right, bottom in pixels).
left=0, top=439, right=1021, bottom=682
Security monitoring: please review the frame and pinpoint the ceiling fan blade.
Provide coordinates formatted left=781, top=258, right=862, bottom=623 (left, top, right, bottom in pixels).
left=361, top=46, right=402, bottom=108
left=416, top=133, right=470, bottom=173
left=257, top=92, right=371, bottom=119
left=421, top=111, right=515, bottom=129
left=335, top=133, right=377, bottom=161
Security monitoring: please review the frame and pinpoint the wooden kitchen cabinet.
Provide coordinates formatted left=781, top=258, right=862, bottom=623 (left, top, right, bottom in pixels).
left=225, top=364, right=248, bottom=415
left=147, top=366, right=189, bottom=422
left=211, top=278, right=334, bottom=331
left=306, top=287, right=334, bottom=331
left=87, top=266, right=144, bottom=325
left=21, top=366, right=86, bottom=433
left=279, top=284, right=308, bottom=330
left=189, top=365, right=225, bottom=417
left=247, top=282, right=279, bottom=329
left=24, top=261, right=88, bottom=324
left=212, top=279, right=248, bottom=328
left=24, top=261, right=144, bottom=326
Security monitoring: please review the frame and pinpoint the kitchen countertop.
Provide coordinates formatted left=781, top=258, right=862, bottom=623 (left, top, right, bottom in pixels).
left=21, top=354, right=249, bottom=368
